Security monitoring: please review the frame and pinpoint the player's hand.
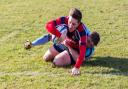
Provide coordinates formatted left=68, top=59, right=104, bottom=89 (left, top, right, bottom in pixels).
left=55, top=34, right=66, bottom=43
left=59, top=34, right=66, bottom=42
left=71, top=67, right=80, bottom=76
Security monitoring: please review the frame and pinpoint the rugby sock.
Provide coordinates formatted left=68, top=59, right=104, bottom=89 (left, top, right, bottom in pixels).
left=32, top=34, right=51, bottom=46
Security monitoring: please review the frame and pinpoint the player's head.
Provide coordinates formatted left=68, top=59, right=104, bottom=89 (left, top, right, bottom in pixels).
left=87, top=31, right=100, bottom=47
left=68, top=8, right=82, bottom=32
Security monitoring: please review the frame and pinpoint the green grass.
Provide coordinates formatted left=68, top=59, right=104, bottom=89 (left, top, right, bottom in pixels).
left=0, top=0, right=128, bottom=89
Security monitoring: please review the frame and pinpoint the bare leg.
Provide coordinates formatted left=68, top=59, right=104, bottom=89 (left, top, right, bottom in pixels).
left=68, top=47, right=86, bottom=61
left=63, top=41, right=81, bottom=61
left=43, top=46, right=59, bottom=61
left=53, top=50, right=71, bottom=66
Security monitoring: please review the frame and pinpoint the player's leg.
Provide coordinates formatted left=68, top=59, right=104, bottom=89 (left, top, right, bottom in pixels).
left=43, top=43, right=67, bottom=62
left=68, top=47, right=80, bottom=62
left=24, top=34, right=51, bottom=49
left=53, top=50, right=71, bottom=66
left=43, top=43, right=64, bottom=62
left=43, top=46, right=59, bottom=61
left=32, top=34, right=51, bottom=46
left=52, top=43, right=76, bottom=66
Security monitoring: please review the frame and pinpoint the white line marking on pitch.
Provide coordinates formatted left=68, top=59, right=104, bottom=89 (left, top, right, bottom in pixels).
left=0, top=71, right=127, bottom=77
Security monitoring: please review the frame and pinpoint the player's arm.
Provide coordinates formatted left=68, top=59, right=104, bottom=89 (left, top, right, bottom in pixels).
left=74, top=37, right=87, bottom=68
left=45, top=16, right=68, bottom=38
left=46, top=20, right=61, bottom=38
left=71, top=39, right=86, bottom=75
left=71, top=24, right=87, bottom=75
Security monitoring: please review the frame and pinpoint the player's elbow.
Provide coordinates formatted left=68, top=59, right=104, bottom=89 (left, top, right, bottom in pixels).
left=45, top=22, right=51, bottom=32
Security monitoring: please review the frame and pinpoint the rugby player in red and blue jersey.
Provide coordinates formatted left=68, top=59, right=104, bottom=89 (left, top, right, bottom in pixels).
left=43, top=8, right=100, bottom=75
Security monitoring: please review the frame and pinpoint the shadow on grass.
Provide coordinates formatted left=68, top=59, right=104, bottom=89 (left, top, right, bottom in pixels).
left=52, top=56, right=128, bottom=76
left=83, top=56, right=128, bottom=76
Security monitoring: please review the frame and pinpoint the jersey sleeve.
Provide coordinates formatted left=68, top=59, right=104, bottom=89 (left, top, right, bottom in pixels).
left=45, top=16, right=68, bottom=38
left=74, top=24, right=87, bottom=68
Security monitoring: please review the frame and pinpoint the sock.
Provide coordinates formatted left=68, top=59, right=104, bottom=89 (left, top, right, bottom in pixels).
left=32, top=34, right=51, bottom=46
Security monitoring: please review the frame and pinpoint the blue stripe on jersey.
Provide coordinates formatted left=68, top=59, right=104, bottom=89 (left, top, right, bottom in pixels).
left=60, top=17, right=65, bottom=24
left=59, top=25, right=68, bottom=32
left=82, top=24, right=91, bottom=36
left=79, top=30, right=86, bottom=37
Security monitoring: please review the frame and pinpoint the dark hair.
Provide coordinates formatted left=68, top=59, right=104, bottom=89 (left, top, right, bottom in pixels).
left=69, top=8, right=82, bottom=22
left=90, top=31, right=100, bottom=46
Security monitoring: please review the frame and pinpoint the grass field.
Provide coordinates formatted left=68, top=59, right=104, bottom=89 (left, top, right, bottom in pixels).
left=0, top=0, right=128, bottom=89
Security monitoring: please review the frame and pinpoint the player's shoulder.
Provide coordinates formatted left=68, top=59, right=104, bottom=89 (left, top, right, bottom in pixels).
left=77, top=22, right=86, bottom=32
left=57, top=16, right=68, bottom=25
left=77, top=23, right=91, bottom=37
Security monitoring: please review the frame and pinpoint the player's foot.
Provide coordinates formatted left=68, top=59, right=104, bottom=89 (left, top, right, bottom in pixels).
left=24, top=40, right=32, bottom=49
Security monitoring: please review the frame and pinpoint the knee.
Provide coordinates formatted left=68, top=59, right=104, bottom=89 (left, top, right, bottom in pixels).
left=42, top=54, right=49, bottom=62
left=53, top=51, right=71, bottom=67
left=43, top=46, right=59, bottom=62
left=42, top=50, right=53, bottom=62
left=53, top=56, right=62, bottom=66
